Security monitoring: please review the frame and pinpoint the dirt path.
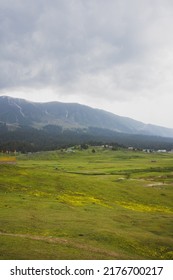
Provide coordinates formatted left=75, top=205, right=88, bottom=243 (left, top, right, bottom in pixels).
left=0, top=231, right=122, bottom=258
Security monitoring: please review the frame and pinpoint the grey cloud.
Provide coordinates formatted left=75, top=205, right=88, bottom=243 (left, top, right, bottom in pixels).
left=1, top=0, right=173, bottom=102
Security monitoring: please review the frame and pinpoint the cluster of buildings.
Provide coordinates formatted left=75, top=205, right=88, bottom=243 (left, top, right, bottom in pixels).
left=128, top=147, right=173, bottom=153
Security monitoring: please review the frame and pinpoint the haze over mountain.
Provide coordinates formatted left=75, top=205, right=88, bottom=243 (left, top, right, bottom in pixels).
left=0, top=95, right=173, bottom=138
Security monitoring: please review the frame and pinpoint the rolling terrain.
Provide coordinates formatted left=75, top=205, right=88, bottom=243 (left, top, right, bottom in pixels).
left=0, top=148, right=173, bottom=259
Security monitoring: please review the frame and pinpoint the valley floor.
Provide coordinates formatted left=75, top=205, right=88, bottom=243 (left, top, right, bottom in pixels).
left=0, top=148, right=173, bottom=259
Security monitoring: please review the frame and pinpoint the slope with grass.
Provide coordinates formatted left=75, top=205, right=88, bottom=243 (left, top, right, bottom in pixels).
left=0, top=148, right=173, bottom=259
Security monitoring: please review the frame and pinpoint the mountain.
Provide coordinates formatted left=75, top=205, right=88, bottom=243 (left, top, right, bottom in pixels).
left=0, top=95, right=173, bottom=152
left=1, top=95, right=173, bottom=138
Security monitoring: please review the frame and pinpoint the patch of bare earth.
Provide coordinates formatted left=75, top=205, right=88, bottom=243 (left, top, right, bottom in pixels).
left=146, top=182, right=165, bottom=187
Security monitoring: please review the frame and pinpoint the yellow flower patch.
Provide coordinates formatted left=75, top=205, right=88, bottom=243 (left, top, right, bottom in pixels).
left=0, top=156, right=16, bottom=162
left=57, top=192, right=111, bottom=208
left=116, top=201, right=173, bottom=214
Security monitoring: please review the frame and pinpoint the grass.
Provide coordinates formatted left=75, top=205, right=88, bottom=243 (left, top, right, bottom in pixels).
left=0, top=148, right=173, bottom=259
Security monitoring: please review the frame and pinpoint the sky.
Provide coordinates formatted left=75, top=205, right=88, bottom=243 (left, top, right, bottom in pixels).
left=0, top=0, right=173, bottom=128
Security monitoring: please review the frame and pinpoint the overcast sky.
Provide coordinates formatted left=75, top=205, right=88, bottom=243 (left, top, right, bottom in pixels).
left=0, top=0, right=173, bottom=128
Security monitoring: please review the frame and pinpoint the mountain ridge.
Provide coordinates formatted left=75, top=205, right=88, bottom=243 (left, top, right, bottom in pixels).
left=0, top=95, right=173, bottom=138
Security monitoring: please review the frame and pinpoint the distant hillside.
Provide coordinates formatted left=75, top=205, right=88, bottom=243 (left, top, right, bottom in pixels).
left=1, top=95, right=173, bottom=138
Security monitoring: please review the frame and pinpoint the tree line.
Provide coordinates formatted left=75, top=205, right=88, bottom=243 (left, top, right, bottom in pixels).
left=0, top=125, right=173, bottom=153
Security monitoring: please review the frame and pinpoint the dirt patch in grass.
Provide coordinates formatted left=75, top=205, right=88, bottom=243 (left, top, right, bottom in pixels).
left=146, top=182, right=165, bottom=187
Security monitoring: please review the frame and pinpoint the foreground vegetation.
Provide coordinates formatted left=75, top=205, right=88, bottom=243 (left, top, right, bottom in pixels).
left=0, top=147, right=173, bottom=259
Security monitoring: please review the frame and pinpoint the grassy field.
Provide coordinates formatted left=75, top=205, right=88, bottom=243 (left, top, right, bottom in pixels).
left=0, top=147, right=173, bottom=259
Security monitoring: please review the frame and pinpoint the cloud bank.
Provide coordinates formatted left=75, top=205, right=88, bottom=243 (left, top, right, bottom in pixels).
left=1, top=0, right=173, bottom=127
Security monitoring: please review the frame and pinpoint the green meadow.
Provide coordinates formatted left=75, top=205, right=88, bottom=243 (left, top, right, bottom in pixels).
left=0, top=147, right=173, bottom=259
